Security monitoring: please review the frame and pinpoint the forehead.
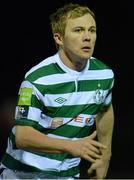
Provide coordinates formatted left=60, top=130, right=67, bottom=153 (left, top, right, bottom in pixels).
left=66, top=14, right=96, bottom=28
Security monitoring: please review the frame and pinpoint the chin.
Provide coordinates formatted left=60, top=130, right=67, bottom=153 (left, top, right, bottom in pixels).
left=81, top=55, right=92, bottom=60
left=81, top=52, right=93, bottom=59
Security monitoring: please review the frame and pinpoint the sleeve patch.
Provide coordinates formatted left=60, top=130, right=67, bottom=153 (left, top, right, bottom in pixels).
left=18, top=88, right=32, bottom=105
left=15, top=106, right=29, bottom=119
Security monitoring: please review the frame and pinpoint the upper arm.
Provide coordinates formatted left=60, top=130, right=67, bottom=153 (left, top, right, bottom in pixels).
left=15, top=80, right=43, bottom=128
left=95, top=104, right=114, bottom=135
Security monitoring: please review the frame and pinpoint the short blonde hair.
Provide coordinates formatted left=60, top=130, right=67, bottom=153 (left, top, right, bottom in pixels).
left=50, top=3, right=95, bottom=37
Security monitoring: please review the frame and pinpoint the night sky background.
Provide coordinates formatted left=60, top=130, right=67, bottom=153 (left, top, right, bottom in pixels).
left=0, top=0, right=134, bottom=178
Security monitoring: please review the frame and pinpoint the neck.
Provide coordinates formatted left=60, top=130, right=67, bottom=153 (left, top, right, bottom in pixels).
left=58, top=50, right=88, bottom=72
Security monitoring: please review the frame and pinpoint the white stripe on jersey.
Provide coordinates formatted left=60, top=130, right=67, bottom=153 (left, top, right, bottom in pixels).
left=6, top=142, right=80, bottom=172
left=44, top=90, right=109, bottom=107
left=25, top=56, right=57, bottom=78
left=33, top=69, right=113, bottom=85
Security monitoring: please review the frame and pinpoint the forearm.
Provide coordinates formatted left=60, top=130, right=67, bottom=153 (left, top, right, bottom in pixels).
left=95, top=105, right=114, bottom=159
left=88, top=105, right=114, bottom=179
left=15, top=125, right=70, bottom=154
left=15, top=125, right=108, bottom=163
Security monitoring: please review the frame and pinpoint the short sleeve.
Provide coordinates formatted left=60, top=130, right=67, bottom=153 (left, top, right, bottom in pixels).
left=15, top=80, right=44, bottom=128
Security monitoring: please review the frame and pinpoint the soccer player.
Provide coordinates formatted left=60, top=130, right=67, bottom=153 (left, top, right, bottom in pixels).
left=0, top=3, right=114, bottom=179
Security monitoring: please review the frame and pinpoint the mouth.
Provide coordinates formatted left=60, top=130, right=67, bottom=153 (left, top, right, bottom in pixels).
left=81, top=46, right=91, bottom=52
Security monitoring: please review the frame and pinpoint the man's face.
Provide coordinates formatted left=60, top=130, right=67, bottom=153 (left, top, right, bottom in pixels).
left=62, top=13, right=97, bottom=61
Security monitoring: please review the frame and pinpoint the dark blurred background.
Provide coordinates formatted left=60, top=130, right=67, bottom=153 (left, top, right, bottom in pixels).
left=0, top=0, right=134, bottom=178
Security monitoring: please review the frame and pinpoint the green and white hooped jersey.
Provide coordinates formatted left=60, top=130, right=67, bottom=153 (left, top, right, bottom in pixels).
left=2, top=53, right=114, bottom=177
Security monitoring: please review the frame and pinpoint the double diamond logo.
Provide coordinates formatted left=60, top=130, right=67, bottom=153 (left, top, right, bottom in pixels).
left=54, top=97, right=67, bottom=104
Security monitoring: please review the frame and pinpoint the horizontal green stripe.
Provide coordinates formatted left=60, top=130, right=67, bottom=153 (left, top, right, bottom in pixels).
left=2, top=153, right=79, bottom=177
left=45, top=104, right=103, bottom=118
left=46, top=124, right=94, bottom=138
left=14, top=118, right=94, bottom=138
left=31, top=95, right=43, bottom=109
left=33, top=78, right=113, bottom=95
left=15, top=119, right=38, bottom=128
left=14, top=119, right=53, bottom=135
left=34, top=81, right=75, bottom=95
left=90, top=58, right=109, bottom=70
left=78, top=79, right=113, bottom=92
left=26, top=63, right=65, bottom=82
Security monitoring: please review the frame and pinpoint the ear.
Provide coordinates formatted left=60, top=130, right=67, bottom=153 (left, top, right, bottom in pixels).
left=53, top=33, right=63, bottom=46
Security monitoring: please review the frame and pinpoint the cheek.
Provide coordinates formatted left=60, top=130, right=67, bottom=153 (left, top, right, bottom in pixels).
left=91, top=37, right=96, bottom=46
left=93, top=35, right=97, bottom=43
left=64, top=38, right=79, bottom=49
left=92, top=39, right=96, bottom=45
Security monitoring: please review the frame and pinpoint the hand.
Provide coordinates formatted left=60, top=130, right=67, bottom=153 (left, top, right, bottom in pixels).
left=68, top=131, right=107, bottom=163
left=88, top=158, right=110, bottom=179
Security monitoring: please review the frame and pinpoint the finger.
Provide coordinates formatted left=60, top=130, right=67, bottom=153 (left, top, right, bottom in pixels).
left=88, top=144, right=101, bottom=154
left=83, top=154, right=96, bottom=163
left=88, top=160, right=103, bottom=175
left=87, top=150, right=101, bottom=159
left=91, top=140, right=107, bottom=149
left=89, top=130, right=97, bottom=139
left=82, top=150, right=101, bottom=163
left=88, top=161, right=99, bottom=175
left=88, top=165, right=95, bottom=175
left=88, top=168, right=94, bottom=175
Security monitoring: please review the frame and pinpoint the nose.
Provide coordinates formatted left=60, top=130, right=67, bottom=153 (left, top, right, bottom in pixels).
left=83, top=31, right=91, bottom=41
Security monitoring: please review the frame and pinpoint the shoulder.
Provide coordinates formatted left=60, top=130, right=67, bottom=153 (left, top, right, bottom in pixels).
left=89, top=57, right=114, bottom=78
left=24, top=53, right=58, bottom=82
left=90, top=57, right=111, bottom=70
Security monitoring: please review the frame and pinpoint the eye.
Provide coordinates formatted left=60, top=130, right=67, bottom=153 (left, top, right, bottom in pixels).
left=74, top=28, right=83, bottom=33
left=89, top=28, right=96, bottom=33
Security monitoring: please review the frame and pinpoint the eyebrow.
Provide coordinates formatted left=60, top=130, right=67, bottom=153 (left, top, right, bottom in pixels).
left=73, top=26, right=96, bottom=29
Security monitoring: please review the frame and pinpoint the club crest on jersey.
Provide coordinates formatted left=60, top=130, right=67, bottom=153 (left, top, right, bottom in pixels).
left=93, top=84, right=104, bottom=104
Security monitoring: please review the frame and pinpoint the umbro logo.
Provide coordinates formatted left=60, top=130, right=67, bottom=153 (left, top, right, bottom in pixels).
left=54, top=97, right=67, bottom=104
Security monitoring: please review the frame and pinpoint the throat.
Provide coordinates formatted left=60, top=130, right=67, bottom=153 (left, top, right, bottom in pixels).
left=74, top=61, right=87, bottom=71
left=59, top=50, right=87, bottom=72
